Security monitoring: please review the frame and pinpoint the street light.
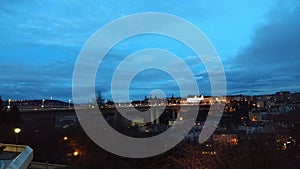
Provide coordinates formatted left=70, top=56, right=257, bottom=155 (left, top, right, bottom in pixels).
left=14, top=128, right=21, bottom=134
left=14, top=128, right=21, bottom=152
left=73, top=151, right=79, bottom=156
left=63, top=136, right=68, bottom=141
left=8, top=99, right=11, bottom=109
left=68, top=99, right=71, bottom=108
left=42, top=99, right=45, bottom=108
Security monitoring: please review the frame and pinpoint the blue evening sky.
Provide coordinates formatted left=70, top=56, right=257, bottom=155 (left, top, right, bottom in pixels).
left=0, top=0, right=299, bottom=101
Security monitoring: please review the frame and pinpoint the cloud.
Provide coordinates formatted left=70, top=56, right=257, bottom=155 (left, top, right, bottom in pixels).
left=229, top=1, right=300, bottom=94
left=0, top=61, right=74, bottom=100
left=235, top=2, right=300, bottom=71
left=2, top=0, right=298, bottom=101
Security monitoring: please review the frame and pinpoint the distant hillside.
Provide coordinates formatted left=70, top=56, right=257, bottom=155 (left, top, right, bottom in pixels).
left=2, top=99, right=70, bottom=109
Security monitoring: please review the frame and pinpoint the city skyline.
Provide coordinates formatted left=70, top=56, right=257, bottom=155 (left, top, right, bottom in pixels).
left=0, top=0, right=300, bottom=101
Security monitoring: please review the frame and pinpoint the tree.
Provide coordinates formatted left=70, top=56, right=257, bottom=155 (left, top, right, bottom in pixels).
left=96, top=91, right=105, bottom=106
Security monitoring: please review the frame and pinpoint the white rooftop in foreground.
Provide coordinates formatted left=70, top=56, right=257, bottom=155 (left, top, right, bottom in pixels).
left=0, top=143, right=33, bottom=169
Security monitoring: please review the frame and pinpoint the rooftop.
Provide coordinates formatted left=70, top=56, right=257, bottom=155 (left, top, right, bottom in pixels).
left=0, top=143, right=33, bottom=169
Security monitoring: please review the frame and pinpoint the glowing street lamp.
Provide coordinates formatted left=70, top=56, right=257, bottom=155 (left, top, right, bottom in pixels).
left=89, top=99, right=92, bottom=108
left=14, top=128, right=21, bottom=152
left=42, top=99, right=45, bottom=108
left=8, top=99, right=11, bottom=109
left=73, top=151, right=79, bottom=156
left=14, top=128, right=21, bottom=134
left=63, top=136, right=68, bottom=141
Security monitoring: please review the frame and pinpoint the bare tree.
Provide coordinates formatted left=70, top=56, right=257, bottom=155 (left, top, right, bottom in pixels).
left=96, top=91, right=105, bottom=106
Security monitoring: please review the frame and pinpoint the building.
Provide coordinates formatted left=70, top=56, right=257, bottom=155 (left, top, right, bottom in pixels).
left=0, top=143, right=33, bottom=169
left=213, top=134, right=238, bottom=145
left=186, top=95, right=204, bottom=103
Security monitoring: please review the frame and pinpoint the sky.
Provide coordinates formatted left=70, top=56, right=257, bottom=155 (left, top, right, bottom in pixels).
left=0, top=0, right=299, bottom=102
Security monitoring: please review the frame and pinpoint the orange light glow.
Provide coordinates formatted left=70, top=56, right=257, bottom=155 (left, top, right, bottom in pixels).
left=73, top=151, right=79, bottom=156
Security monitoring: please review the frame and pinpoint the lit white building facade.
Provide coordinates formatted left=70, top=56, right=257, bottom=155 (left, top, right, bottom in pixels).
left=187, top=95, right=204, bottom=103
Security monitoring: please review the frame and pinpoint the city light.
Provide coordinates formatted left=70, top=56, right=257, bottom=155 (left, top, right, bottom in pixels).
left=42, top=99, right=45, bottom=108
left=8, top=99, right=11, bottom=109
left=73, top=151, right=79, bottom=156
left=14, top=128, right=21, bottom=134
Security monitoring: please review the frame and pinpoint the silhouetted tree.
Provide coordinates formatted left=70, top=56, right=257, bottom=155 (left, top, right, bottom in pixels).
left=96, top=91, right=105, bottom=106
